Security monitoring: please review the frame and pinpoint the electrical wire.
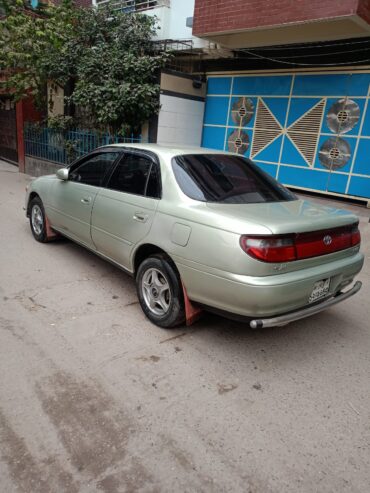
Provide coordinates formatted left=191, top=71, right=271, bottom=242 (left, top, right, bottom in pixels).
left=256, top=46, right=370, bottom=59
left=249, top=38, right=370, bottom=51
left=235, top=46, right=370, bottom=60
left=237, top=49, right=370, bottom=66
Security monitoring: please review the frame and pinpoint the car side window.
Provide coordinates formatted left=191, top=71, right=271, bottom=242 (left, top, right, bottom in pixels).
left=145, top=164, right=161, bottom=198
left=107, top=153, right=160, bottom=198
left=69, top=152, right=120, bottom=187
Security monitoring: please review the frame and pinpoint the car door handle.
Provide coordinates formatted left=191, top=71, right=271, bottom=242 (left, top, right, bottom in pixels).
left=133, top=212, right=148, bottom=223
left=81, top=197, right=92, bottom=204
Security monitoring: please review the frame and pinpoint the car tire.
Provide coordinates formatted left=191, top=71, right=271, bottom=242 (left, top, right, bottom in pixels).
left=136, top=255, right=185, bottom=328
left=29, top=196, right=49, bottom=243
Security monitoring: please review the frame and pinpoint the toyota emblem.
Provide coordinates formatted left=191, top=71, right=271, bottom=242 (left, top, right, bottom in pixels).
left=323, top=235, right=332, bottom=246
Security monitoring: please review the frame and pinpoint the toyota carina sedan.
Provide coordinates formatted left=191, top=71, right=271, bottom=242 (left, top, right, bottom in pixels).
left=25, top=144, right=363, bottom=328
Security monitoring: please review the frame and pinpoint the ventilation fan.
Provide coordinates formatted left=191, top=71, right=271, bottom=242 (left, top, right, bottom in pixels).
left=227, top=130, right=250, bottom=154
left=326, top=99, right=360, bottom=134
left=231, top=97, right=254, bottom=127
left=319, top=137, right=351, bottom=170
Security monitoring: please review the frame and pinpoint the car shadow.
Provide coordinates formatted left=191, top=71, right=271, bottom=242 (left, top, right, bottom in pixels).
left=186, top=307, right=358, bottom=369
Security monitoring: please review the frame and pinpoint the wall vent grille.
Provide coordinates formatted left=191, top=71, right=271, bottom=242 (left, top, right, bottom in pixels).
left=286, top=99, right=325, bottom=165
left=251, top=98, right=282, bottom=157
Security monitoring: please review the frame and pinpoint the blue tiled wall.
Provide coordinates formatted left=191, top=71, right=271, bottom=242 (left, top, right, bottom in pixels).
left=202, top=72, right=370, bottom=200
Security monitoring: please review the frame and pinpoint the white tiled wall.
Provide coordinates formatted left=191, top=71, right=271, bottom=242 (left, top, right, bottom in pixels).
left=157, top=94, right=205, bottom=146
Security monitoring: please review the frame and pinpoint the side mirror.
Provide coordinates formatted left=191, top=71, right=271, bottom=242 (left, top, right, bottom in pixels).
left=56, top=168, right=69, bottom=181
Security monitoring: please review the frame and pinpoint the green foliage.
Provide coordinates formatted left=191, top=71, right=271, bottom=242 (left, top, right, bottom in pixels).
left=47, top=114, right=74, bottom=131
left=0, top=0, right=169, bottom=132
left=63, top=138, right=81, bottom=162
left=0, top=0, right=76, bottom=108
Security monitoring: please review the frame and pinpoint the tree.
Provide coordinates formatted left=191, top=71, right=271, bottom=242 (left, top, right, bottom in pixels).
left=0, top=0, right=76, bottom=109
left=0, top=0, right=169, bottom=133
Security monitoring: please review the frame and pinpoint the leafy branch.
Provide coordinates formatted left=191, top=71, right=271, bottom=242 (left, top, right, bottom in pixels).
left=0, top=0, right=170, bottom=133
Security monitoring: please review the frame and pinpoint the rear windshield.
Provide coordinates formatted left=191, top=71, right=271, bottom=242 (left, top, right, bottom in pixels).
left=172, top=154, right=297, bottom=204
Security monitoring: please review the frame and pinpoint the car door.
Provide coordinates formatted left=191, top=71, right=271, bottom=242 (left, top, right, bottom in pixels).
left=46, top=151, right=121, bottom=248
left=91, top=151, right=161, bottom=270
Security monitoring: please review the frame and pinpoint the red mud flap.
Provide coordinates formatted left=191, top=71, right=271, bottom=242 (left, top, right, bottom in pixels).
left=182, top=283, right=203, bottom=326
left=45, top=215, right=59, bottom=241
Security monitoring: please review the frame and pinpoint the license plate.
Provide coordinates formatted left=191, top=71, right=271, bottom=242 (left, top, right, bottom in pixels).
left=309, top=278, right=330, bottom=303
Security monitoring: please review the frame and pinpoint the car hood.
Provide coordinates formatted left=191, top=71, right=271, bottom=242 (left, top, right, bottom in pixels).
left=206, top=199, right=359, bottom=235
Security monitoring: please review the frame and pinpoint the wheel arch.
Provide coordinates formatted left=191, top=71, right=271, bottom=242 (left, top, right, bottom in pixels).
left=133, top=243, right=203, bottom=326
left=133, top=243, right=177, bottom=277
left=27, top=192, right=41, bottom=216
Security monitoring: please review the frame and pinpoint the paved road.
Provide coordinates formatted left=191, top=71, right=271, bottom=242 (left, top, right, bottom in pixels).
left=0, top=160, right=369, bottom=493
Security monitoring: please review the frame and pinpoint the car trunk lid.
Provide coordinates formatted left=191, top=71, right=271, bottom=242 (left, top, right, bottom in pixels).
left=206, top=199, right=361, bottom=272
left=206, top=199, right=359, bottom=235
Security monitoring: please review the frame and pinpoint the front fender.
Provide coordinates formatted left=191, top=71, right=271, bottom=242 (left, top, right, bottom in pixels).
left=25, top=175, right=56, bottom=216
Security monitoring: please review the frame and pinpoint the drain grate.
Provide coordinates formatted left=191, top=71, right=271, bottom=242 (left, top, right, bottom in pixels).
left=337, top=110, right=349, bottom=123
left=238, top=106, right=247, bottom=118
left=329, top=147, right=340, bottom=160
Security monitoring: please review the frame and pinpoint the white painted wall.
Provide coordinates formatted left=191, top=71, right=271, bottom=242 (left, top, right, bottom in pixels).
left=93, top=1, right=206, bottom=49
left=146, top=0, right=206, bottom=49
left=157, top=94, right=204, bottom=146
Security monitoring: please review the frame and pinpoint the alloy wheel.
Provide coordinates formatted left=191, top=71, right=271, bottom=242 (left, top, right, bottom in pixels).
left=31, top=204, right=44, bottom=236
left=141, top=267, right=172, bottom=316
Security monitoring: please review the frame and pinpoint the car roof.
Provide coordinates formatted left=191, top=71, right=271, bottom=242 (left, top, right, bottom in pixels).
left=99, top=143, right=229, bottom=158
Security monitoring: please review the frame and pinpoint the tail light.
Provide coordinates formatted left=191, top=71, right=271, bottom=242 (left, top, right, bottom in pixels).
left=240, top=235, right=296, bottom=262
left=351, top=224, right=361, bottom=246
left=240, top=223, right=361, bottom=263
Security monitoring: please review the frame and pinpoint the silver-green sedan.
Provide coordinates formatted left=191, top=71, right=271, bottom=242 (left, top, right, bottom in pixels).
left=25, top=144, right=363, bottom=328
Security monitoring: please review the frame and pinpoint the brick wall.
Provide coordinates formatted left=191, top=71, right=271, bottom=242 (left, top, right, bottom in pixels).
left=193, top=0, right=370, bottom=35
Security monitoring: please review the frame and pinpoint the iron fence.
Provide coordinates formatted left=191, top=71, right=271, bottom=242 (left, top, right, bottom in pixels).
left=24, top=125, right=143, bottom=165
left=96, top=0, right=170, bottom=12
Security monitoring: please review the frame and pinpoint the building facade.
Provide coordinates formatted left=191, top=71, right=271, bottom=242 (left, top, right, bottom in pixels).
left=192, top=0, right=370, bottom=47
left=202, top=70, right=370, bottom=201
left=3, top=0, right=370, bottom=203
left=193, top=0, right=370, bottom=203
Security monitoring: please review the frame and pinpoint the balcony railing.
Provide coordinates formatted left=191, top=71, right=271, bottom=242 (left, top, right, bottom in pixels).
left=96, top=0, right=170, bottom=12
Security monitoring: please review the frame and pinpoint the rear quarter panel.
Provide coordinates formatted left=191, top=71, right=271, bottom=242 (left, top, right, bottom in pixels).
left=139, top=152, right=362, bottom=283
left=145, top=198, right=361, bottom=279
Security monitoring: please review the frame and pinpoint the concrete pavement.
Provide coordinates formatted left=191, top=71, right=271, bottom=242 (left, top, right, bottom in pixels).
left=0, top=159, right=369, bottom=493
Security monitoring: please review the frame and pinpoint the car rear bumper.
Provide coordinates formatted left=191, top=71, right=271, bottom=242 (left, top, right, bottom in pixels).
left=249, top=281, right=362, bottom=328
left=176, top=251, right=364, bottom=319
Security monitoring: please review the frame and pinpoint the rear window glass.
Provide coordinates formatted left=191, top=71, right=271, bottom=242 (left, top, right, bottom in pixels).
left=172, top=154, right=297, bottom=204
